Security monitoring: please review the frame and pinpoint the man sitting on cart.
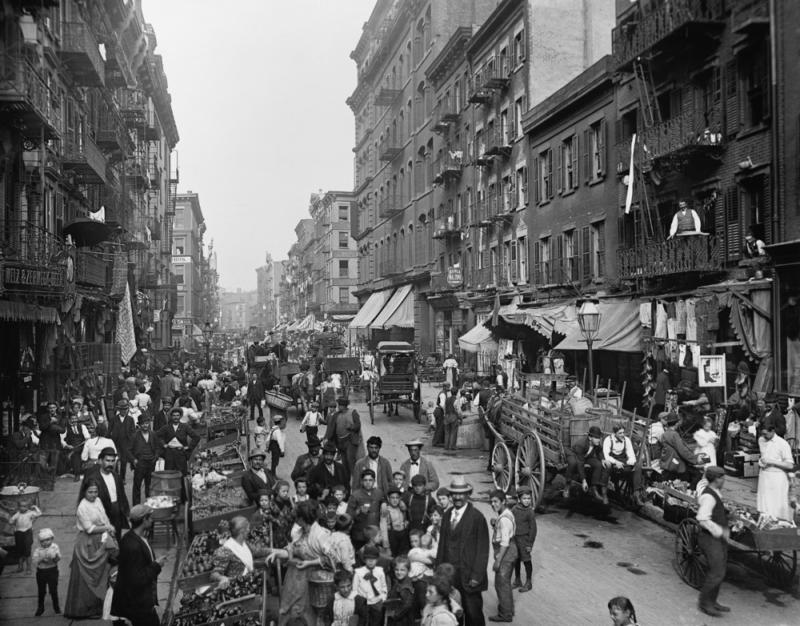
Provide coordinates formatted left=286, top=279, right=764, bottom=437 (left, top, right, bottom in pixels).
left=564, top=426, right=609, bottom=504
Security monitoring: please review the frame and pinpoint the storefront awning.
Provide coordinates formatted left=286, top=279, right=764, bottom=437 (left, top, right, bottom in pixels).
left=518, top=301, right=578, bottom=338
left=294, top=314, right=317, bottom=332
left=371, top=284, right=414, bottom=329
left=349, top=289, right=394, bottom=330
left=332, top=314, right=355, bottom=322
left=553, top=300, right=642, bottom=353
left=458, top=323, right=498, bottom=353
left=0, top=301, right=59, bottom=324
left=63, top=217, right=114, bottom=247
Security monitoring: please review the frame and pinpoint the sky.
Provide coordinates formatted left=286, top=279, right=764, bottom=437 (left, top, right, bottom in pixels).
left=143, top=0, right=376, bottom=291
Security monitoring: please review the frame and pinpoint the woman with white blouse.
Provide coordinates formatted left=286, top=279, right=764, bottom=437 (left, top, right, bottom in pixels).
left=64, top=480, right=115, bottom=619
left=80, top=422, right=117, bottom=466
left=757, top=416, right=795, bottom=521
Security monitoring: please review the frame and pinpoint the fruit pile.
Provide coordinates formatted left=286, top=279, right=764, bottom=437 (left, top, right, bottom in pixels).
left=191, top=484, right=249, bottom=519
left=179, top=521, right=230, bottom=579
left=174, top=573, right=264, bottom=625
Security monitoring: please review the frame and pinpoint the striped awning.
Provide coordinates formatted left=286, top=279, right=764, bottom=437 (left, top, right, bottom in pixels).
left=0, top=300, right=59, bottom=324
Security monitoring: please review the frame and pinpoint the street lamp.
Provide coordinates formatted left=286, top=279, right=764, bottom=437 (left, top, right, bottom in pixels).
left=203, top=321, right=213, bottom=371
left=577, top=298, right=601, bottom=393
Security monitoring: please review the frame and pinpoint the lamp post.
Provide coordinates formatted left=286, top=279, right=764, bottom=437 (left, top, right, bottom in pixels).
left=577, top=298, right=601, bottom=393
left=203, top=321, right=213, bottom=371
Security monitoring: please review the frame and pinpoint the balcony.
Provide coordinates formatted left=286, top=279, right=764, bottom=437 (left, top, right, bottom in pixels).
left=617, top=234, right=722, bottom=279
left=484, top=126, right=512, bottom=159
left=433, top=151, right=463, bottom=184
left=470, top=265, right=508, bottom=290
left=117, top=89, right=146, bottom=126
left=96, top=112, right=126, bottom=154
left=640, top=105, right=725, bottom=166
left=432, top=217, right=461, bottom=241
left=479, top=57, right=511, bottom=90
left=378, top=194, right=407, bottom=219
left=375, top=85, right=402, bottom=106
left=125, top=159, right=149, bottom=190
left=59, top=22, right=105, bottom=87
left=2, top=220, right=64, bottom=267
left=468, top=72, right=493, bottom=105
left=61, top=134, right=107, bottom=184
left=612, top=0, right=726, bottom=71
left=469, top=199, right=491, bottom=227
left=378, top=136, right=403, bottom=162
left=75, top=250, right=110, bottom=289
left=143, top=106, right=160, bottom=140
left=432, top=96, right=460, bottom=133
left=0, top=52, right=61, bottom=138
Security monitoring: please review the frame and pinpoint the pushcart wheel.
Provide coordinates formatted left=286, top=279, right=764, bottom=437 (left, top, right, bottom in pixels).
left=491, top=441, right=513, bottom=493
left=760, top=550, right=797, bottom=589
left=673, top=518, right=708, bottom=589
left=514, top=433, right=545, bottom=506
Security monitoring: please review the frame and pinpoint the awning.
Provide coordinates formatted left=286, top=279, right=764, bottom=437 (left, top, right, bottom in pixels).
left=458, top=323, right=498, bottom=353
left=332, top=314, right=355, bottom=322
left=349, top=289, right=394, bottom=330
left=518, top=301, right=577, bottom=338
left=63, top=217, right=114, bottom=247
left=294, top=314, right=316, bottom=332
left=371, top=284, right=414, bottom=329
left=553, top=300, right=642, bottom=353
left=0, top=301, right=59, bottom=324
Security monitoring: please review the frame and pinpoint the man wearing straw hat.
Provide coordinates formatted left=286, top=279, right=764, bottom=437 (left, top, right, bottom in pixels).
left=436, top=475, right=490, bottom=626
left=399, top=440, right=439, bottom=493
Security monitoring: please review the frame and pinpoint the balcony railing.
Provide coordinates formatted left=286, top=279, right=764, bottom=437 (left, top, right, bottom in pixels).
left=1, top=220, right=64, bottom=267
left=75, top=250, right=109, bottom=289
left=642, top=105, right=724, bottom=164
left=470, top=265, right=508, bottom=289
left=484, top=126, right=513, bottom=158
left=433, top=151, right=463, bottom=184
left=117, top=88, right=146, bottom=125
left=378, top=137, right=403, bottom=162
left=61, top=133, right=107, bottom=184
left=612, top=0, right=726, bottom=69
left=125, top=159, right=149, bottom=189
left=617, top=234, right=722, bottom=279
left=378, top=194, right=407, bottom=218
left=0, top=52, right=61, bottom=137
left=432, top=217, right=461, bottom=241
left=59, top=22, right=105, bottom=86
left=479, top=56, right=511, bottom=90
left=432, top=96, right=461, bottom=132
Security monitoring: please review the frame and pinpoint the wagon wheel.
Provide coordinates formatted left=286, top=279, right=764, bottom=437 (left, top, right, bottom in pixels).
left=760, top=550, right=797, bottom=589
left=673, top=518, right=708, bottom=589
left=491, top=440, right=513, bottom=493
left=514, top=433, right=545, bottom=506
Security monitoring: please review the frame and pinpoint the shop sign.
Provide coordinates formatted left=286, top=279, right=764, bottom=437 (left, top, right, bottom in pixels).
left=172, top=256, right=192, bottom=264
left=446, top=267, right=463, bottom=287
left=699, top=354, right=726, bottom=388
left=3, top=265, right=65, bottom=290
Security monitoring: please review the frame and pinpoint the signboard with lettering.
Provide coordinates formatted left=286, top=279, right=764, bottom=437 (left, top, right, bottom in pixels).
left=3, top=265, right=65, bottom=290
left=446, top=267, right=463, bottom=287
left=172, top=256, right=192, bottom=264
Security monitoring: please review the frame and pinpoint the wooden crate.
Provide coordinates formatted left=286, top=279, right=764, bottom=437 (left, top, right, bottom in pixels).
left=190, top=505, right=257, bottom=535
left=176, top=570, right=214, bottom=594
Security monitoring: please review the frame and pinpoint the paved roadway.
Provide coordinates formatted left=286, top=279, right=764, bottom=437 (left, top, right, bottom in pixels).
left=2, top=383, right=798, bottom=625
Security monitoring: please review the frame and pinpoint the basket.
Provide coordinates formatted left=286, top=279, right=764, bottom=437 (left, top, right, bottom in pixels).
left=308, top=569, right=335, bottom=609
left=265, top=390, right=293, bottom=411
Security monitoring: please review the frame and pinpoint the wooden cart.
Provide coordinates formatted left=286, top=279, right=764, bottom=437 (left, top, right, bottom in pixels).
left=367, top=341, right=421, bottom=425
left=322, top=356, right=362, bottom=394
left=485, top=394, right=648, bottom=508
left=670, top=488, right=799, bottom=590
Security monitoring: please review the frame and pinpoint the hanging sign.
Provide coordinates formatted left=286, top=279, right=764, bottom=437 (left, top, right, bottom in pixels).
left=698, top=355, right=726, bottom=388
left=3, top=265, right=65, bottom=290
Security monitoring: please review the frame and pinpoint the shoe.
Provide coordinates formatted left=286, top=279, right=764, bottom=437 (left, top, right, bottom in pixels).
left=488, top=616, right=512, bottom=622
left=35, top=608, right=44, bottom=617
left=698, top=604, right=722, bottom=617
left=54, top=606, right=61, bottom=614
left=511, top=578, right=522, bottom=589
left=519, top=581, right=532, bottom=593
left=714, top=604, right=730, bottom=613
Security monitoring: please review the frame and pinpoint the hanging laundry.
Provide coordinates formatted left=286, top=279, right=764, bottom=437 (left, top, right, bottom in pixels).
left=685, top=298, right=698, bottom=343
left=676, top=299, right=687, bottom=335
left=666, top=301, right=677, bottom=319
left=655, top=303, right=668, bottom=339
left=678, top=343, right=688, bottom=367
left=706, top=295, right=720, bottom=330
left=639, top=302, right=652, bottom=328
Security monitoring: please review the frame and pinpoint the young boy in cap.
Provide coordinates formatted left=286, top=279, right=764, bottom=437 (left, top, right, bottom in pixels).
left=266, top=414, right=286, bottom=474
left=32, top=528, right=60, bottom=616
left=403, top=475, right=436, bottom=533
left=301, top=400, right=324, bottom=443
left=381, top=486, right=409, bottom=556
left=511, top=486, right=537, bottom=592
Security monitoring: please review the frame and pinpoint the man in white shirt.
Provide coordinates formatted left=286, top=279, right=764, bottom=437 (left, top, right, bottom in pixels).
left=695, top=466, right=730, bottom=617
left=399, top=440, right=439, bottom=493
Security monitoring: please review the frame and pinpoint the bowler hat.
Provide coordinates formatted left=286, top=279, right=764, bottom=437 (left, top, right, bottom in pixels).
left=446, top=475, right=473, bottom=494
left=99, top=446, right=117, bottom=459
left=306, top=437, right=322, bottom=449
left=116, top=399, right=129, bottom=409
left=587, top=426, right=603, bottom=438
left=764, top=392, right=779, bottom=404
left=322, top=441, right=337, bottom=454
left=249, top=449, right=267, bottom=460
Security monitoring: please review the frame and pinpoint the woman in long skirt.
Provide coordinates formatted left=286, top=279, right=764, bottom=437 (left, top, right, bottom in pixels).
left=757, top=418, right=795, bottom=520
left=64, top=480, right=115, bottom=619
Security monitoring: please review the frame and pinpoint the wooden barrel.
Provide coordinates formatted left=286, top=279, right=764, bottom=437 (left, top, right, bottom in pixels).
left=566, top=415, right=602, bottom=448
left=456, top=413, right=487, bottom=450
left=151, top=471, right=183, bottom=498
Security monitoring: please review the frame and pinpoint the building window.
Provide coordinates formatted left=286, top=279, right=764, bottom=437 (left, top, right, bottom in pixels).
left=564, top=230, right=576, bottom=281
left=518, top=236, right=528, bottom=283
left=535, top=149, right=553, bottom=203
left=339, top=287, right=350, bottom=304
left=514, top=29, right=526, bottom=64
left=559, top=135, right=577, bottom=191
left=514, top=97, right=525, bottom=138
left=174, top=264, right=185, bottom=284
left=339, top=259, right=349, bottom=278
left=592, top=221, right=605, bottom=278
left=741, top=43, right=770, bottom=127
left=338, top=205, right=349, bottom=221
left=176, top=294, right=185, bottom=315
left=338, top=231, right=349, bottom=249
left=173, top=207, right=185, bottom=228
left=173, top=237, right=186, bottom=255
left=587, top=120, right=607, bottom=181
left=541, top=237, right=550, bottom=284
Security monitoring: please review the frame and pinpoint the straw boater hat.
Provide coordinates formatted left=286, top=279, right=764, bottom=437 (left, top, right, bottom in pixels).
left=405, top=439, right=424, bottom=449
left=249, top=449, right=267, bottom=460
left=446, top=475, right=473, bottom=494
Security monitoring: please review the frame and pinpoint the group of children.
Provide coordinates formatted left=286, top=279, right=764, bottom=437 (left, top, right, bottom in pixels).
left=6, top=499, right=62, bottom=616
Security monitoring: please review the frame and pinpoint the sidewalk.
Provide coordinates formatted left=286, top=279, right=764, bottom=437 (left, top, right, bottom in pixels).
left=0, top=474, right=181, bottom=625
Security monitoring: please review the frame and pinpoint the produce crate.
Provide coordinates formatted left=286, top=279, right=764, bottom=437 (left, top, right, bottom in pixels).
left=199, top=609, right=261, bottom=626
left=208, top=420, right=241, bottom=438
left=190, top=505, right=257, bottom=535
left=176, top=570, right=214, bottom=594
left=751, top=527, right=800, bottom=552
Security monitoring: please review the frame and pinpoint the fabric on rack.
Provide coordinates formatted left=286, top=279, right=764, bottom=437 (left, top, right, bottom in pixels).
left=706, top=295, right=720, bottom=330
left=639, top=302, right=652, bottom=328
left=752, top=289, right=772, bottom=358
left=691, top=345, right=701, bottom=370
left=678, top=343, right=687, bottom=368
left=676, top=300, right=687, bottom=335
left=685, top=299, right=698, bottom=343
left=666, top=302, right=677, bottom=319
left=655, top=303, right=668, bottom=340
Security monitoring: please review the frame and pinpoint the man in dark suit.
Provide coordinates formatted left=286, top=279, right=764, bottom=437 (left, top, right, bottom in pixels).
left=156, top=408, right=201, bottom=478
left=291, top=437, right=323, bottom=483
left=308, top=441, right=349, bottom=500
left=351, top=436, right=393, bottom=494
left=109, top=399, right=136, bottom=483
left=128, top=416, right=163, bottom=506
left=82, top=447, right=130, bottom=536
left=436, top=476, right=490, bottom=626
left=323, top=397, right=364, bottom=482
left=111, top=504, right=168, bottom=626
left=38, top=402, right=65, bottom=473
left=564, top=425, right=609, bottom=503
left=241, top=450, right=277, bottom=505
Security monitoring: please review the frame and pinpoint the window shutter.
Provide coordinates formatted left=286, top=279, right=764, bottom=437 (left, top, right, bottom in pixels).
left=583, top=128, right=590, bottom=183
left=571, top=134, right=579, bottom=189
left=510, top=239, right=518, bottom=282
left=522, top=166, right=528, bottom=204
left=554, top=234, right=563, bottom=283
left=546, top=149, right=553, bottom=198
left=582, top=226, right=591, bottom=281
left=532, top=241, right=541, bottom=285
left=532, top=156, right=539, bottom=204
left=725, top=186, right=741, bottom=261
left=598, top=119, right=607, bottom=175
left=556, top=144, right=563, bottom=194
